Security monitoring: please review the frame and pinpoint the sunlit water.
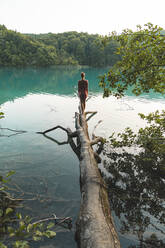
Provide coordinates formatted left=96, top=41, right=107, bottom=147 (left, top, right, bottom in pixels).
left=0, top=67, right=165, bottom=247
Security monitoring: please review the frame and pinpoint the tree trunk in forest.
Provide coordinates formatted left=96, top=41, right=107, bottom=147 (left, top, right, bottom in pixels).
left=75, top=108, right=121, bottom=248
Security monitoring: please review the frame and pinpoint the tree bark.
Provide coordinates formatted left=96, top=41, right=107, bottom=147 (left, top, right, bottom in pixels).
left=75, top=109, right=121, bottom=248
left=37, top=107, right=121, bottom=248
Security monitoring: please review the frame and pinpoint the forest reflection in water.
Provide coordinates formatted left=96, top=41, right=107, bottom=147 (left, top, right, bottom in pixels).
left=102, top=144, right=165, bottom=248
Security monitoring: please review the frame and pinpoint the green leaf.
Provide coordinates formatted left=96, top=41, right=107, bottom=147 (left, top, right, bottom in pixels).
left=8, top=226, right=15, bottom=233
left=0, top=242, right=7, bottom=248
left=27, top=224, right=33, bottom=232
left=16, top=213, right=22, bottom=219
left=35, top=230, right=42, bottom=236
left=5, top=207, right=13, bottom=215
left=33, top=235, right=42, bottom=241
left=47, top=222, right=55, bottom=229
left=6, top=170, right=15, bottom=177
left=14, top=241, right=29, bottom=248
left=0, top=187, right=5, bottom=191
left=9, top=232, right=15, bottom=237
left=44, top=230, right=56, bottom=238
left=19, top=221, right=25, bottom=227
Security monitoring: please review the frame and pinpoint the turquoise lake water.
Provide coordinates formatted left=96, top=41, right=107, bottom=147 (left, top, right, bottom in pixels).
left=0, top=66, right=165, bottom=247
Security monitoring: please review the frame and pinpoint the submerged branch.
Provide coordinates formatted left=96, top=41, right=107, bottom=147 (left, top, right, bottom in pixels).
left=43, top=133, right=68, bottom=145
left=32, top=214, right=72, bottom=228
left=0, top=127, right=27, bottom=137
left=0, top=133, right=26, bottom=138
left=37, top=125, right=69, bottom=135
left=0, top=128, right=27, bottom=133
left=37, top=125, right=80, bottom=159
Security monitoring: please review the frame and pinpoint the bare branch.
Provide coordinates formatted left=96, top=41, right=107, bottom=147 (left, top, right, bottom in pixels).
left=43, top=133, right=68, bottom=145
left=0, top=128, right=27, bottom=133
left=68, top=136, right=81, bottom=160
left=67, top=129, right=78, bottom=138
left=94, top=152, right=102, bottom=164
left=37, top=125, right=69, bottom=135
left=90, top=136, right=105, bottom=163
left=92, top=120, right=103, bottom=139
left=85, top=111, right=97, bottom=115
left=90, top=137, right=104, bottom=146
left=32, top=214, right=72, bottom=227
left=0, top=133, right=25, bottom=138
left=0, top=127, right=27, bottom=137
left=37, top=125, right=80, bottom=159
left=85, top=111, right=97, bottom=122
left=96, top=141, right=104, bottom=155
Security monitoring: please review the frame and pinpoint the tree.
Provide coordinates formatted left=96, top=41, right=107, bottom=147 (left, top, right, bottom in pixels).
left=0, top=25, right=120, bottom=67
left=0, top=25, right=58, bottom=67
left=98, top=23, right=165, bottom=246
left=37, top=110, right=121, bottom=248
left=99, top=23, right=165, bottom=98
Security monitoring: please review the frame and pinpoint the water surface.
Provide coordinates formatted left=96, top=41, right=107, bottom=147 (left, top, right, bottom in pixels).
left=0, top=66, right=165, bottom=247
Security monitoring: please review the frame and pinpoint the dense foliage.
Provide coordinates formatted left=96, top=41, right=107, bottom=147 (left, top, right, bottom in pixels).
left=0, top=25, right=120, bottom=67
left=0, top=25, right=58, bottom=67
left=0, top=171, right=57, bottom=248
left=99, top=23, right=165, bottom=97
left=26, top=32, right=120, bottom=67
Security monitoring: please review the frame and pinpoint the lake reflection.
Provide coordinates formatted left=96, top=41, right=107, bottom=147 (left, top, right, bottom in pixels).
left=0, top=66, right=165, bottom=247
left=103, top=149, right=165, bottom=248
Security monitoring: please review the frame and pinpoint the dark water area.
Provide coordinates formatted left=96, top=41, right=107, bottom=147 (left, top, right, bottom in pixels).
left=0, top=66, right=165, bottom=247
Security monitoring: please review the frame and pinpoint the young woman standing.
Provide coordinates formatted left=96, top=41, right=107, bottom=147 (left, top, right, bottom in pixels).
left=78, top=72, right=88, bottom=112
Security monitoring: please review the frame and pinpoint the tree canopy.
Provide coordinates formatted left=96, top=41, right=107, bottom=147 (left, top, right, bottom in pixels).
left=99, top=23, right=165, bottom=98
left=0, top=25, right=120, bottom=67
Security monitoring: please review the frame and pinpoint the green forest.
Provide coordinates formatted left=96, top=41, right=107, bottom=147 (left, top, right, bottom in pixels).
left=0, top=25, right=120, bottom=67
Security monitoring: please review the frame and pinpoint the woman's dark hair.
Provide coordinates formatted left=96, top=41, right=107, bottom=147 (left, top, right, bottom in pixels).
left=81, top=72, right=85, bottom=78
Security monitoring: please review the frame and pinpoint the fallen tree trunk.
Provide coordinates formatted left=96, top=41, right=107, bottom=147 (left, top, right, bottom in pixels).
left=37, top=106, right=121, bottom=248
left=75, top=108, right=121, bottom=248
